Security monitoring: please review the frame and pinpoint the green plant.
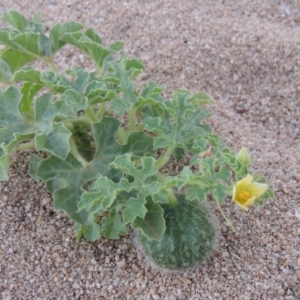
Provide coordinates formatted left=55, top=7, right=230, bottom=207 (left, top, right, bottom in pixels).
left=0, top=11, right=274, bottom=270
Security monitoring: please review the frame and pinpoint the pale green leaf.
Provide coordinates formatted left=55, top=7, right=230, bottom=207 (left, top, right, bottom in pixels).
left=143, top=90, right=211, bottom=149
left=93, top=117, right=154, bottom=165
left=186, top=185, right=209, bottom=202
left=67, top=68, right=91, bottom=92
left=11, top=32, right=43, bottom=56
left=36, top=154, right=97, bottom=224
left=122, top=197, right=148, bottom=224
left=109, top=41, right=124, bottom=52
left=39, top=33, right=52, bottom=57
left=85, top=28, right=102, bottom=44
left=0, top=132, right=35, bottom=181
left=83, top=221, right=101, bottom=241
left=19, top=82, right=42, bottom=119
left=106, top=59, right=140, bottom=115
left=79, top=176, right=131, bottom=212
left=173, top=147, right=185, bottom=162
left=0, top=48, right=36, bottom=79
left=189, top=91, right=214, bottom=106
left=2, top=10, right=29, bottom=32
left=213, top=184, right=228, bottom=204
left=111, top=153, right=157, bottom=180
left=132, top=197, right=165, bottom=241
left=14, top=66, right=41, bottom=82
left=40, top=71, right=70, bottom=93
left=102, top=208, right=127, bottom=239
left=61, top=31, right=109, bottom=68
left=34, top=93, right=74, bottom=132
left=34, top=122, right=72, bottom=159
left=0, top=58, right=12, bottom=82
left=28, top=154, right=43, bottom=182
left=0, top=86, right=35, bottom=146
left=141, top=81, right=165, bottom=98
left=49, top=21, right=83, bottom=54
left=0, top=151, right=10, bottom=181
left=86, top=82, right=112, bottom=105
left=2, top=10, right=44, bottom=33
left=60, top=89, right=87, bottom=114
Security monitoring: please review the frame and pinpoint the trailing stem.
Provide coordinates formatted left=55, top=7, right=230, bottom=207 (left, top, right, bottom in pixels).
left=214, top=198, right=238, bottom=233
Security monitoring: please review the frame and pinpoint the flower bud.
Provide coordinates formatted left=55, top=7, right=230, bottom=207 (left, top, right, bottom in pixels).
left=236, top=147, right=250, bottom=165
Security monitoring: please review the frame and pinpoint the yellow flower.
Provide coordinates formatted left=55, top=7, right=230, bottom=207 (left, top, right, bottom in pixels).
left=232, top=174, right=268, bottom=211
left=236, top=147, right=251, bottom=165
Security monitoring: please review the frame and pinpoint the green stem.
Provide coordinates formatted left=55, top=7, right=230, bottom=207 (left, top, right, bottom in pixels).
left=96, top=103, right=106, bottom=118
left=155, top=172, right=177, bottom=206
left=64, top=116, right=92, bottom=128
left=215, top=199, right=238, bottom=233
left=16, top=140, right=35, bottom=151
left=85, top=106, right=98, bottom=122
left=167, top=188, right=178, bottom=207
left=46, top=58, right=57, bottom=72
left=155, top=146, right=175, bottom=169
left=116, top=127, right=127, bottom=144
left=64, top=122, right=74, bottom=131
left=156, top=171, right=166, bottom=183
left=128, top=109, right=136, bottom=132
left=95, top=62, right=103, bottom=76
left=69, top=136, right=89, bottom=168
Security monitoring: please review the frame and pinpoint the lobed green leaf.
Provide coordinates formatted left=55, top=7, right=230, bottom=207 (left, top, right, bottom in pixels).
left=142, top=90, right=211, bottom=150
left=102, top=208, right=128, bottom=239
left=132, top=197, right=165, bottom=241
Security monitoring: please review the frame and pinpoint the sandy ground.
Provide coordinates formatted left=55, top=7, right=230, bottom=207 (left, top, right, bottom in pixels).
left=0, top=0, right=300, bottom=299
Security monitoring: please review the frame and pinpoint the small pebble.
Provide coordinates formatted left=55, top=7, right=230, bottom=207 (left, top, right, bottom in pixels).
left=117, top=260, right=126, bottom=269
left=72, top=282, right=80, bottom=289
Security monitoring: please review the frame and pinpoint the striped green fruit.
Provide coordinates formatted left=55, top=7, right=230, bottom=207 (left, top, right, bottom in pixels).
left=139, top=196, right=216, bottom=270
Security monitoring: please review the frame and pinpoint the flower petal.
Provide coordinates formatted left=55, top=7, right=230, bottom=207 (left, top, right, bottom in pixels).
left=236, top=174, right=253, bottom=192
left=244, top=196, right=257, bottom=207
left=247, top=183, right=268, bottom=198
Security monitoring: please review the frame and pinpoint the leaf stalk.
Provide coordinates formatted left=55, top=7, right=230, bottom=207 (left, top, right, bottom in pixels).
left=96, top=103, right=106, bottom=118
left=69, top=136, right=89, bottom=167
left=128, top=109, right=136, bottom=132
left=155, top=146, right=175, bottom=169
left=85, top=106, right=98, bottom=122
